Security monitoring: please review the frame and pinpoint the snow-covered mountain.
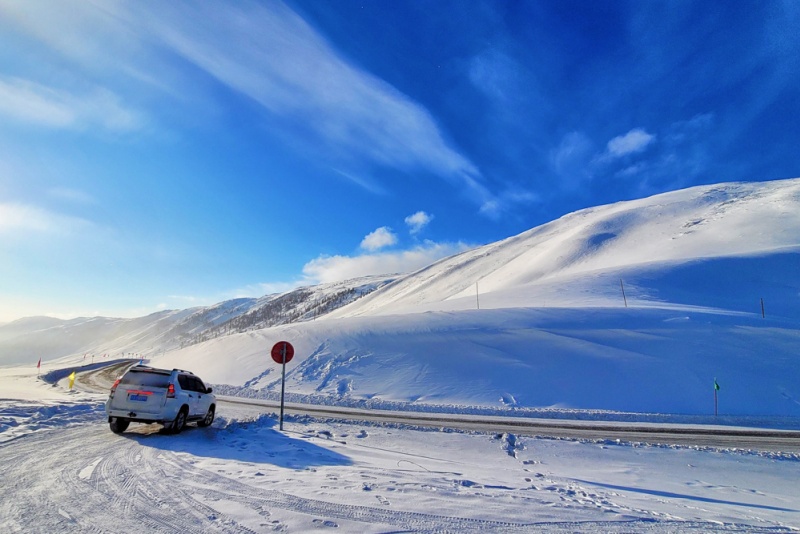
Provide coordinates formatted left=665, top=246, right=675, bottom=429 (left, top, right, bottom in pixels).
left=330, top=179, right=800, bottom=318
left=0, top=275, right=394, bottom=365
left=148, top=178, right=800, bottom=417
left=6, top=178, right=800, bottom=416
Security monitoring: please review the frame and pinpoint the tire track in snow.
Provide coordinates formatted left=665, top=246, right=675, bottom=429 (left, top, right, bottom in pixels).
left=1, top=424, right=252, bottom=533
left=0, top=418, right=785, bottom=533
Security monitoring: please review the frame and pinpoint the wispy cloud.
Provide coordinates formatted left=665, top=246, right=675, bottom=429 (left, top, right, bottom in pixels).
left=131, top=1, right=493, bottom=206
left=303, top=241, right=471, bottom=284
left=404, top=211, right=433, bottom=234
left=360, top=227, right=398, bottom=252
left=606, top=128, right=656, bottom=158
left=331, top=169, right=387, bottom=195
left=0, top=76, right=144, bottom=132
left=549, top=132, right=596, bottom=191
left=0, top=202, right=92, bottom=236
left=1, top=0, right=501, bottom=214
left=47, top=187, right=95, bottom=205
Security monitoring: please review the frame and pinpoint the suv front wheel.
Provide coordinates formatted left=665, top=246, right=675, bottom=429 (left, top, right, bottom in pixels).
left=198, top=405, right=215, bottom=428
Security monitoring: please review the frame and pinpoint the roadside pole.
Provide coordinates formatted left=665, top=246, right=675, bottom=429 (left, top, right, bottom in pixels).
left=271, top=341, right=295, bottom=431
left=280, top=344, right=286, bottom=429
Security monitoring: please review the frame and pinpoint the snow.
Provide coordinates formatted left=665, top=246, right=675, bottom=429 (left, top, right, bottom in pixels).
left=148, top=306, right=800, bottom=417
left=1, top=381, right=798, bottom=532
left=2, top=178, right=800, bottom=531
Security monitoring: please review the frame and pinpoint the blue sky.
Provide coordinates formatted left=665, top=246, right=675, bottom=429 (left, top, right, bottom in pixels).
left=0, top=0, right=798, bottom=322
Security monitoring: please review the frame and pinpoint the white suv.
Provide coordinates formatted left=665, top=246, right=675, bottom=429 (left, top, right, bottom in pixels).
left=105, top=365, right=216, bottom=434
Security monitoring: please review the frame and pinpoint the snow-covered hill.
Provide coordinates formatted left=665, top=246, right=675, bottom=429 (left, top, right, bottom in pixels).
left=5, top=178, right=800, bottom=417
left=146, top=178, right=800, bottom=417
left=0, top=275, right=394, bottom=365
left=330, top=179, right=800, bottom=317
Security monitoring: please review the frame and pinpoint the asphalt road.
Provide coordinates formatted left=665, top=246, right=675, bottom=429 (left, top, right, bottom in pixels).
left=79, top=361, right=800, bottom=453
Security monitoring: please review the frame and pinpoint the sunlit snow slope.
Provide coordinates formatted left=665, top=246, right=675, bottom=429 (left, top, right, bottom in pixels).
left=330, top=179, right=800, bottom=317
left=149, top=178, right=800, bottom=417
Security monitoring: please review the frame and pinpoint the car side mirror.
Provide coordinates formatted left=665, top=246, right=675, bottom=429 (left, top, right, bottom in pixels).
left=206, top=387, right=213, bottom=394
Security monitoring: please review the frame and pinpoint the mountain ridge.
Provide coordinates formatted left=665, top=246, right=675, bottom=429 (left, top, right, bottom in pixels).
left=3, top=177, right=799, bottom=384
left=329, top=178, right=800, bottom=317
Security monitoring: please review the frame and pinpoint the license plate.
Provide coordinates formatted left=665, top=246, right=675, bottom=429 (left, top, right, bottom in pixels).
left=129, top=394, right=148, bottom=402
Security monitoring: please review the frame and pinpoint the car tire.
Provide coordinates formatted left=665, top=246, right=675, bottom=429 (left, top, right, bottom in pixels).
left=197, top=405, right=215, bottom=428
left=109, top=417, right=130, bottom=434
left=171, top=407, right=188, bottom=434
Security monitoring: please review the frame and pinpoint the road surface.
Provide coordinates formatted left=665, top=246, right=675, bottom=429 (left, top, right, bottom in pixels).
left=80, top=361, right=800, bottom=453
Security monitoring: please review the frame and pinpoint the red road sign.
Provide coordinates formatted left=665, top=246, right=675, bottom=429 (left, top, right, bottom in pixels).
left=271, top=341, right=295, bottom=364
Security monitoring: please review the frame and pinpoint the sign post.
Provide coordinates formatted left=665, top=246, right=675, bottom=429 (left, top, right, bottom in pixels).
left=271, top=341, right=295, bottom=430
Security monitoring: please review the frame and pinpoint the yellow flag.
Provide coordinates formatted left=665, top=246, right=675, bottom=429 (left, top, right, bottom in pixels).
left=68, top=371, right=76, bottom=391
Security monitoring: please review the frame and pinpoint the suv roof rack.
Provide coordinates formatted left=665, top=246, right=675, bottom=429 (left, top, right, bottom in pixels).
left=129, top=365, right=170, bottom=374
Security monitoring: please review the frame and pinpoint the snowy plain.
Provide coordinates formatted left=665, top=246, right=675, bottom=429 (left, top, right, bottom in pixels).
left=1, top=367, right=798, bottom=532
left=2, top=178, right=800, bottom=531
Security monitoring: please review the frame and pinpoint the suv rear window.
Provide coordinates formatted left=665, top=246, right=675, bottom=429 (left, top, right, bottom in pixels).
left=121, top=370, right=170, bottom=388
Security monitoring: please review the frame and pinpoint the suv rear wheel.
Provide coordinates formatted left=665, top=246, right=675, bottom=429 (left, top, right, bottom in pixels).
left=170, top=407, right=188, bottom=434
left=109, top=417, right=130, bottom=434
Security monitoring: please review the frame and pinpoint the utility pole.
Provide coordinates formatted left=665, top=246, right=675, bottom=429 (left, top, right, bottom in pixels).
left=620, top=279, right=628, bottom=308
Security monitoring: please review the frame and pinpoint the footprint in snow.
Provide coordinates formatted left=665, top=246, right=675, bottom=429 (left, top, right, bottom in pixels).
left=312, top=519, right=339, bottom=528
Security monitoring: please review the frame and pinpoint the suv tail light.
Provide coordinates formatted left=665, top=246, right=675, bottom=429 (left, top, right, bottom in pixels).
left=109, top=378, right=121, bottom=398
left=167, top=383, right=176, bottom=398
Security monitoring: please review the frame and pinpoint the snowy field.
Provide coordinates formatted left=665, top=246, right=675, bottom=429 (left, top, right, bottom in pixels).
left=1, top=366, right=799, bottom=533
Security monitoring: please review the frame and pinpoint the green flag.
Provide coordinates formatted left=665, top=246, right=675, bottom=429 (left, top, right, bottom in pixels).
left=714, top=378, right=720, bottom=391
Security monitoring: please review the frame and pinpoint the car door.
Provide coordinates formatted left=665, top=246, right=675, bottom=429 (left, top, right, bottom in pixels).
left=193, top=377, right=212, bottom=416
left=178, top=374, right=201, bottom=417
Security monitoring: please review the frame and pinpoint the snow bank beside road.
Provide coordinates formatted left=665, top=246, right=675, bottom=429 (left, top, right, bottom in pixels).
left=153, top=306, right=800, bottom=418
left=0, top=400, right=103, bottom=444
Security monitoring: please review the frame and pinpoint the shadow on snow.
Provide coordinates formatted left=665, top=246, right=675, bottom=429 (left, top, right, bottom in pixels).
left=119, top=415, right=352, bottom=470
left=572, top=479, right=799, bottom=513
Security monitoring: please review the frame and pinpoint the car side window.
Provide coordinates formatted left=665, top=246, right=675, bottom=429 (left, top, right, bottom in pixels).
left=194, top=378, right=207, bottom=392
left=178, top=374, right=191, bottom=391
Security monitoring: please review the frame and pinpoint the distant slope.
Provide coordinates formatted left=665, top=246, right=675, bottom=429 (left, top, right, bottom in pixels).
left=153, top=306, right=800, bottom=417
left=0, top=275, right=394, bottom=366
left=141, top=178, right=800, bottom=417
left=330, top=178, right=800, bottom=317
left=6, top=178, right=800, bottom=417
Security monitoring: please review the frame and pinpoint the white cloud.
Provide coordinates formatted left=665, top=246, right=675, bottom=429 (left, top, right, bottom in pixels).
left=360, top=227, right=398, bottom=251
left=405, top=211, right=433, bottom=234
left=550, top=131, right=595, bottom=191
left=303, top=242, right=471, bottom=284
left=331, top=169, right=387, bottom=195
left=606, top=128, right=656, bottom=157
left=0, top=202, right=91, bottom=235
left=135, top=1, right=493, bottom=204
left=0, top=76, right=144, bottom=132
left=47, top=187, right=95, bottom=204
left=1, top=1, right=500, bottom=214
